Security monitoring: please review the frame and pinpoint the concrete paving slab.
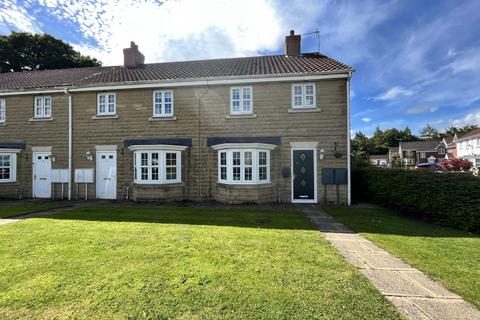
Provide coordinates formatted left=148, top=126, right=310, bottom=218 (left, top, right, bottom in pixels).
left=387, top=297, right=429, bottom=320
left=354, top=251, right=415, bottom=270
left=400, top=271, right=462, bottom=299
left=361, top=269, right=434, bottom=297
left=408, top=297, right=480, bottom=320
left=304, top=207, right=480, bottom=320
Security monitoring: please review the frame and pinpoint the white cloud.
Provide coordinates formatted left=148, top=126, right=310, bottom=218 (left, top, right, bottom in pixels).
left=451, top=110, right=480, bottom=127
left=0, top=1, right=41, bottom=33
left=406, top=105, right=438, bottom=115
left=374, top=86, right=413, bottom=101
left=361, top=117, right=371, bottom=123
left=22, top=0, right=285, bottom=65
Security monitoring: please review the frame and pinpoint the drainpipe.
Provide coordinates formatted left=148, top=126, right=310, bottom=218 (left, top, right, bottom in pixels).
left=65, top=88, right=73, bottom=200
left=346, top=72, right=352, bottom=206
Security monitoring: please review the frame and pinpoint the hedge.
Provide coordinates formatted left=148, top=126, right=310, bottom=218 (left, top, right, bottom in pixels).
left=353, top=167, right=480, bottom=233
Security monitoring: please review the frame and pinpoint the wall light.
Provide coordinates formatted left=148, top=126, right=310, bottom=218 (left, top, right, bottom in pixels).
left=319, top=149, right=325, bottom=160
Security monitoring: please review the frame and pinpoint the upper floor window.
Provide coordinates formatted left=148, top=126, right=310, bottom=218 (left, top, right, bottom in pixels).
left=420, top=152, right=426, bottom=158
left=0, top=153, right=16, bottom=183
left=292, top=83, right=316, bottom=108
left=34, top=96, right=52, bottom=118
left=218, top=149, right=270, bottom=184
left=133, top=150, right=181, bottom=184
left=0, top=99, right=5, bottom=123
left=230, top=87, right=252, bottom=114
left=97, top=93, right=116, bottom=116
left=153, top=91, right=174, bottom=117
left=437, top=148, right=445, bottom=155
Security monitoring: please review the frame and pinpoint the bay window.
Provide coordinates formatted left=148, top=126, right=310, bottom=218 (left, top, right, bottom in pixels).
left=217, top=149, right=270, bottom=184
left=134, top=150, right=181, bottom=184
left=0, top=153, right=16, bottom=182
left=292, top=83, right=316, bottom=108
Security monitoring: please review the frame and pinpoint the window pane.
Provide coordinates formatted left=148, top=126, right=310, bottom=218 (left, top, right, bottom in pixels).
left=152, top=167, right=159, bottom=180
left=233, top=167, right=240, bottom=180
left=305, top=95, right=314, bottom=106
left=0, top=167, right=10, bottom=180
left=108, top=103, right=115, bottom=113
left=155, top=92, right=162, bottom=103
left=259, top=167, right=267, bottom=180
left=165, top=92, right=172, bottom=102
left=294, top=85, right=302, bottom=95
left=233, top=152, right=240, bottom=165
left=166, top=153, right=176, bottom=166
left=242, top=87, right=250, bottom=99
left=108, top=95, right=115, bottom=103
left=166, top=167, right=177, bottom=180
left=99, top=104, right=106, bottom=113
left=305, top=84, right=314, bottom=95
left=294, top=96, right=302, bottom=106
left=141, top=153, right=148, bottom=166
left=44, top=106, right=51, bottom=116
left=164, top=103, right=172, bottom=114
left=220, top=167, right=227, bottom=180
left=35, top=98, right=43, bottom=107
left=36, top=106, right=43, bottom=116
left=220, top=152, right=226, bottom=165
left=44, top=97, right=51, bottom=106
left=244, top=152, right=252, bottom=165
left=155, top=103, right=162, bottom=115
left=141, top=168, right=148, bottom=180
left=152, top=153, right=159, bottom=165
left=242, top=100, right=250, bottom=112
left=232, top=101, right=240, bottom=112
left=259, top=152, right=267, bottom=165
left=232, top=89, right=240, bottom=100
left=244, top=167, right=252, bottom=181
left=99, top=95, right=106, bottom=103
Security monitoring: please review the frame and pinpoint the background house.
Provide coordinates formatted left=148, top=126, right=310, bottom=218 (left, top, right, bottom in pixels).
left=398, top=140, right=446, bottom=166
left=369, top=154, right=388, bottom=167
left=456, top=128, right=480, bottom=167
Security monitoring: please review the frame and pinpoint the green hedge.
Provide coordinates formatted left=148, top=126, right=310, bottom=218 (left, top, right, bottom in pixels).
left=353, top=168, right=480, bottom=233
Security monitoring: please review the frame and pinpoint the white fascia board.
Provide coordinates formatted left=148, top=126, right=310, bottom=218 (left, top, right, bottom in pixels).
left=0, top=72, right=350, bottom=96
left=211, top=143, right=278, bottom=150
left=127, top=144, right=188, bottom=151
left=0, top=148, right=22, bottom=153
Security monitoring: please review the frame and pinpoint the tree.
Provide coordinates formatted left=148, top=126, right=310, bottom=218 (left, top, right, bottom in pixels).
left=420, top=124, right=440, bottom=140
left=445, top=158, right=472, bottom=171
left=0, top=32, right=101, bottom=72
left=443, top=125, right=479, bottom=137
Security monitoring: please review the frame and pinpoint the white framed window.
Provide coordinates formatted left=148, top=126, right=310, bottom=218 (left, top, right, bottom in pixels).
left=420, top=152, right=426, bottom=158
left=0, top=99, right=5, bottom=123
left=292, top=83, right=316, bottom=108
left=153, top=90, right=174, bottom=117
left=134, top=150, right=181, bottom=184
left=437, top=148, right=445, bottom=155
left=230, top=87, right=252, bottom=114
left=97, top=93, right=116, bottom=116
left=217, top=149, right=270, bottom=184
left=34, top=96, right=52, bottom=118
left=0, top=153, right=16, bottom=182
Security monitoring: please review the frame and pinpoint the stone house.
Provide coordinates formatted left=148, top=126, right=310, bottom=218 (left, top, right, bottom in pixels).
left=398, top=140, right=446, bottom=166
left=0, top=31, right=353, bottom=204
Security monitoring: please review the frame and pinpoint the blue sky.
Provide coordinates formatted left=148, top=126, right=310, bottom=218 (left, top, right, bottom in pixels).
left=1, top=0, right=479, bottom=135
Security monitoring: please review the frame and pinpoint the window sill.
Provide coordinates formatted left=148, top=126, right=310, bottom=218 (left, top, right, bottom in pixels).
left=148, top=116, right=177, bottom=121
left=29, top=117, right=54, bottom=122
left=92, top=115, right=119, bottom=120
left=288, top=108, right=321, bottom=113
left=133, top=182, right=184, bottom=189
left=0, top=122, right=6, bottom=126
left=217, top=182, right=273, bottom=189
left=225, top=114, right=257, bottom=119
left=0, top=180, right=17, bottom=184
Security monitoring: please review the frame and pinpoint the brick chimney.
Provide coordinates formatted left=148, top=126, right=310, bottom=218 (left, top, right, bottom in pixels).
left=123, top=41, right=145, bottom=68
left=285, top=30, right=301, bottom=57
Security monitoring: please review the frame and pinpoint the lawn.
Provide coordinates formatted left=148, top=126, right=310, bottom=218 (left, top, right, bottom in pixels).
left=0, top=201, right=71, bottom=219
left=326, top=207, right=480, bottom=309
left=0, top=206, right=401, bottom=319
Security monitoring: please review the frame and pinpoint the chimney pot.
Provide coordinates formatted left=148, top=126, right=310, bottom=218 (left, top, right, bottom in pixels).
left=123, top=41, right=145, bottom=68
left=285, top=30, right=301, bottom=57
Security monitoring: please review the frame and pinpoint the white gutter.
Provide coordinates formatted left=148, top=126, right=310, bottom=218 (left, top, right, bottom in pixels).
left=0, top=72, right=351, bottom=96
left=66, top=89, right=72, bottom=200
left=346, top=72, right=352, bottom=206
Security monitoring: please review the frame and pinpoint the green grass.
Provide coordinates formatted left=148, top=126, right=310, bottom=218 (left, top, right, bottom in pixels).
left=326, top=207, right=480, bottom=308
left=0, top=206, right=401, bottom=319
left=0, top=201, right=70, bottom=218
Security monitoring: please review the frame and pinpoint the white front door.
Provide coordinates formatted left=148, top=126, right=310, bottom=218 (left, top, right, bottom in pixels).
left=96, top=151, right=117, bottom=199
left=33, top=152, right=52, bottom=198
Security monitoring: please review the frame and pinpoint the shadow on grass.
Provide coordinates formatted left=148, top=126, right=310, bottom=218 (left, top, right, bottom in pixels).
left=325, top=207, right=479, bottom=238
left=32, top=204, right=318, bottom=231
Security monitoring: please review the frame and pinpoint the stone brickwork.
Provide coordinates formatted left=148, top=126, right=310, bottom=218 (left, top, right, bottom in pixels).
left=0, top=79, right=348, bottom=204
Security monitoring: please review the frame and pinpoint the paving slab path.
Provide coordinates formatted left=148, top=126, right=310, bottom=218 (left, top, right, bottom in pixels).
left=304, top=207, right=480, bottom=320
left=0, top=204, right=86, bottom=226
